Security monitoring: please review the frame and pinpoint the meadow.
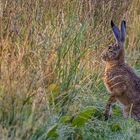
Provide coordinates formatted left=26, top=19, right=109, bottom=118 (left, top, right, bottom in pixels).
left=0, top=0, right=140, bottom=139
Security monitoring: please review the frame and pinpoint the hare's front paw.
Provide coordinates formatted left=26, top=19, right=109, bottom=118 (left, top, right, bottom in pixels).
left=104, top=110, right=112, bottom=121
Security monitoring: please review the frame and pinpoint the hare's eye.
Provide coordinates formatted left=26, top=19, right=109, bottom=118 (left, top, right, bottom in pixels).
left=108, top=46, right=112, bottom=50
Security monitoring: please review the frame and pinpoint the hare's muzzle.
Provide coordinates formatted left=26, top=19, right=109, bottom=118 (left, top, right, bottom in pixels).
left=101, top=51, right=107, bottom=62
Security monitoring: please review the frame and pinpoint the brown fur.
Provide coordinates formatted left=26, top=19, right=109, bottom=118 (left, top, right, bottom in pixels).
left=102, top=42, right=140, bottom=121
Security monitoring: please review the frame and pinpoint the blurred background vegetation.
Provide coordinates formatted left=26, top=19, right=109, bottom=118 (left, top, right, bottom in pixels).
left=0, top=0, right=140, bottom=139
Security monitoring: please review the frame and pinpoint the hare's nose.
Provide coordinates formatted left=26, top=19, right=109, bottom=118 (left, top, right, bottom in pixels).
left=101, top=53, right=105, bottom=58
left=101, top=53, right=103, bottom=57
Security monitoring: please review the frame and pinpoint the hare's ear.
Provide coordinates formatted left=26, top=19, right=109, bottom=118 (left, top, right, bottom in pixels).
left=120, top=20, right=126, bottom=43
left=111, top=20, right=121, bottom=43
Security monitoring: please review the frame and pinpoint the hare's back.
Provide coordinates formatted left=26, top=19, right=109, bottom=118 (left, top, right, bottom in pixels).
left=123, top=64, right=140, bottom=92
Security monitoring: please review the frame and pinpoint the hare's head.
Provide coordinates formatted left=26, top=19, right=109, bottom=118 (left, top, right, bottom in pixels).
left=101, top=20, right=126, bottom=63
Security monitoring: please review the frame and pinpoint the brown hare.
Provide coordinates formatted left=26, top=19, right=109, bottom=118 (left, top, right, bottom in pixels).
left=101, top=20, right=140, bottom=121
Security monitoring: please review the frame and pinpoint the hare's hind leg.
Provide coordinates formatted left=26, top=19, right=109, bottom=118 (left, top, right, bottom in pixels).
left=130, top=104, right=140, bottom=122
left=104, top=95, right=116, bottom=120
left=122, top=105, right=132, bottom=119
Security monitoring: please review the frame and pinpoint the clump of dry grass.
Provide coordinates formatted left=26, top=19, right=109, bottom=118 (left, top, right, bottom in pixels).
left=0, top=0, right=140, bottom=139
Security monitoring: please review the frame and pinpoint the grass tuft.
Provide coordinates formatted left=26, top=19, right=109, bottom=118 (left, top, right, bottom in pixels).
left=0, top=0, right=140, bottom=139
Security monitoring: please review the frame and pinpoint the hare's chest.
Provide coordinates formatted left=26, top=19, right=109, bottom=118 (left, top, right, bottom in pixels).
left=103, top=71, right=126, bottom=94
left=103, top=72, right=114, bottom=93
left=103, top=79, right=112, bottom=93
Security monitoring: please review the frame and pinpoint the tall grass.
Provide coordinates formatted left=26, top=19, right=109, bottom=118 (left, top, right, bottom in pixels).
left=0, top=0, right=140, bottom=139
